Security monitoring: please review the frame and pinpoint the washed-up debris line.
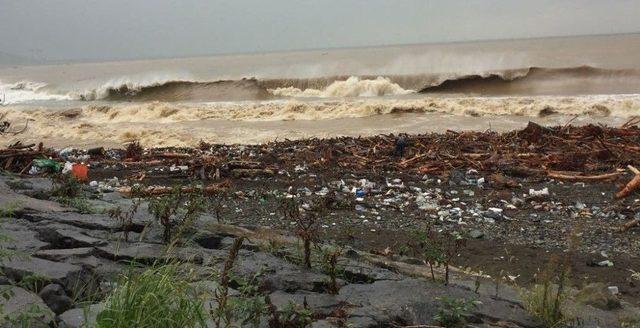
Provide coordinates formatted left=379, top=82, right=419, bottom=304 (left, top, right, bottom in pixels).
left=5, top=122, right=640, bottom=185
left=3, top=122, right=640, bottom=219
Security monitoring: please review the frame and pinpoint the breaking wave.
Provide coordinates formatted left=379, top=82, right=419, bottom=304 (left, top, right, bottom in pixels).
left=76, top=78, right=272, bottom=102
left=0, top=81, right=73, bottom=104
left=3, top=66, right=640, bottom=105
left=268, top=76, right=415, bottom=97
left=420, top=66, right=640, bottom=95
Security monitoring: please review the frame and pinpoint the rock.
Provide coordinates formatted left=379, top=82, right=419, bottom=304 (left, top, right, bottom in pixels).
left=341, top=259, right=403, bottom=282
left=36, top=225, right=107, bottom=248
left=1, top=256, right=86, bottom=293
left=0, top=177, right=66, bottom=213
left=38, top=284, right=73, bottom=314
left=575, top=283, right=622, bottom=310
left=231, top=252, right=336, bottom=293
left=58, top=303, right=104, bottom=328
left=311, top=320, right=337, bottom=328
left=0, top=221, right=49, bottom=252
left=22, top=212, right=115, bottom=231
left=190, top=280, right=238, bottom=297
left=34, top=247, right=94, bottom=262
left=398, top=256, right=424, bottom=265
left=336, top=278, right=536, bottom=327
left=469, top=229, right=484, bottom=239
left=95, top=242, right=219, bottom=265
left=0, top=286, right=55, bottom=327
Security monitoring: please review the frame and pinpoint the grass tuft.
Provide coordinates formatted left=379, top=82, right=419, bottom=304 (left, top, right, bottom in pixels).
left=94, top=264, right=206, bottom=328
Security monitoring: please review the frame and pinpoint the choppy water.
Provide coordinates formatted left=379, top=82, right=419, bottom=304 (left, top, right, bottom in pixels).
left=1, top=33, right=639, bottom=146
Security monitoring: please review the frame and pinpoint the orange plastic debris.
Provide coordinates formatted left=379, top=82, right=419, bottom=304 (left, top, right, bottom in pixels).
left=71, top=163, right=89, bottom=181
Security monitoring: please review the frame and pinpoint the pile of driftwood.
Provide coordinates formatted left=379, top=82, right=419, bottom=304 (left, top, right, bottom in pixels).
left=4, top=122, right=640, bottom=184
left=243, top=121, right=640, bottom=179
left=0, top=142, right=49, bottom=174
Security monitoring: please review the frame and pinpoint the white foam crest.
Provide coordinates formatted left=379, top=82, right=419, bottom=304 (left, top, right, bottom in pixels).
left=0, top=80, right=72, bottom=104
left=269, top=76, right=415, bottom=98
left=70, top=72, right=195, bottom=100
left=2, top=94, right=640, bottom=147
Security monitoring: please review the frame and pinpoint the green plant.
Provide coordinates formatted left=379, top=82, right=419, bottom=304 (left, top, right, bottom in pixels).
left=320, top=246, right=342, bottom=295
left=409, top=226, right=467, bottom=284
left=440, top=231, right=467, bottom=285
left=279, top=197, right=320, bottom=269
left=108, top=185, right=143, bottom=242
left=212, top=237, right=244, bottom=327
left=0, top=201, right=22, bottom=218
left=58, top=196, right=96, bottom=214
left=50, top=173, right=98, bottom=213
left=521, top=255, right=571, bottom=328
left=621, top=315, right=640, bottom=328
left=149, top=185, right=206, bottom=244
left=206, top=189, right=229, bottom=223
left=17, top=274, right=49, bottom=293
left=267, top=299, right=313, bottom=328
left=94, top=264, right=207, bottom=328
left=51, top=173, right=83, bottom=199
left=434, top=297, right=479, bottom=328
left=227, top=268, right=269, bottom=328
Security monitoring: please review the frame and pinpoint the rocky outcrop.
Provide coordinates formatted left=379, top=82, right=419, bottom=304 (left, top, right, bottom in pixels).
left=1, top=256, right=86, bottom=293
left=0, top=175, right=637, bottom=327
left=0, top=286, right=55, bottom=327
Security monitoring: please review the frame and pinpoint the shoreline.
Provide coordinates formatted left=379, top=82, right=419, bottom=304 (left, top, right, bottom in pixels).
left=3, top=122, right=640, bottom=302
left=1, top=122, right=640, bottom=325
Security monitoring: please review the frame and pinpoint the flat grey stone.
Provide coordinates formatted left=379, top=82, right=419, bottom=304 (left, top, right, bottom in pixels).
left=58, top=303, right=104, bottom=328
left=1, top=256, right=85, bottom=292
left=22, top=212, right=115, bottom=231
left=94, top=242, right=219, bottom=265
left=469, top=229, right=485, bottom=239
left=233, top=252, right=336, bottom=293
left=0, top=177, right=67, bottom=214
left=0, top=286, right=55, bottom=327
left=0, top=221, right=49, bottom=253
left=37, top=224, right=107, bottom=248
left=341, top=258, right=404, bottom=282
left=311, top=320, right=337, bottom=328
left=34, top=247, right=94, bottom=262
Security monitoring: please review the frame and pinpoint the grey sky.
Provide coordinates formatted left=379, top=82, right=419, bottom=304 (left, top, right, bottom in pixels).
left=2, top=0, right=639, bottom=63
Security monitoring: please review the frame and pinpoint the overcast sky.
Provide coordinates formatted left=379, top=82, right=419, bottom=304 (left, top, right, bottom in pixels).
left=2, top=0, right=639, bottom=63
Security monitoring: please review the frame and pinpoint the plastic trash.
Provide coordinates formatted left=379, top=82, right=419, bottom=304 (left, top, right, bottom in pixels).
left=71, top=163, right=89, bottom=181
left=529, top=187, right=550, bottom=197
left=355, top=188, right=366, bottom=198
left=597, top=260, right=614, bottom=267
left=32, top=159, right=61, bottom=172
left=58, top=147, right=74, bottom=159
left=62, top=161, right=74, bottom=174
